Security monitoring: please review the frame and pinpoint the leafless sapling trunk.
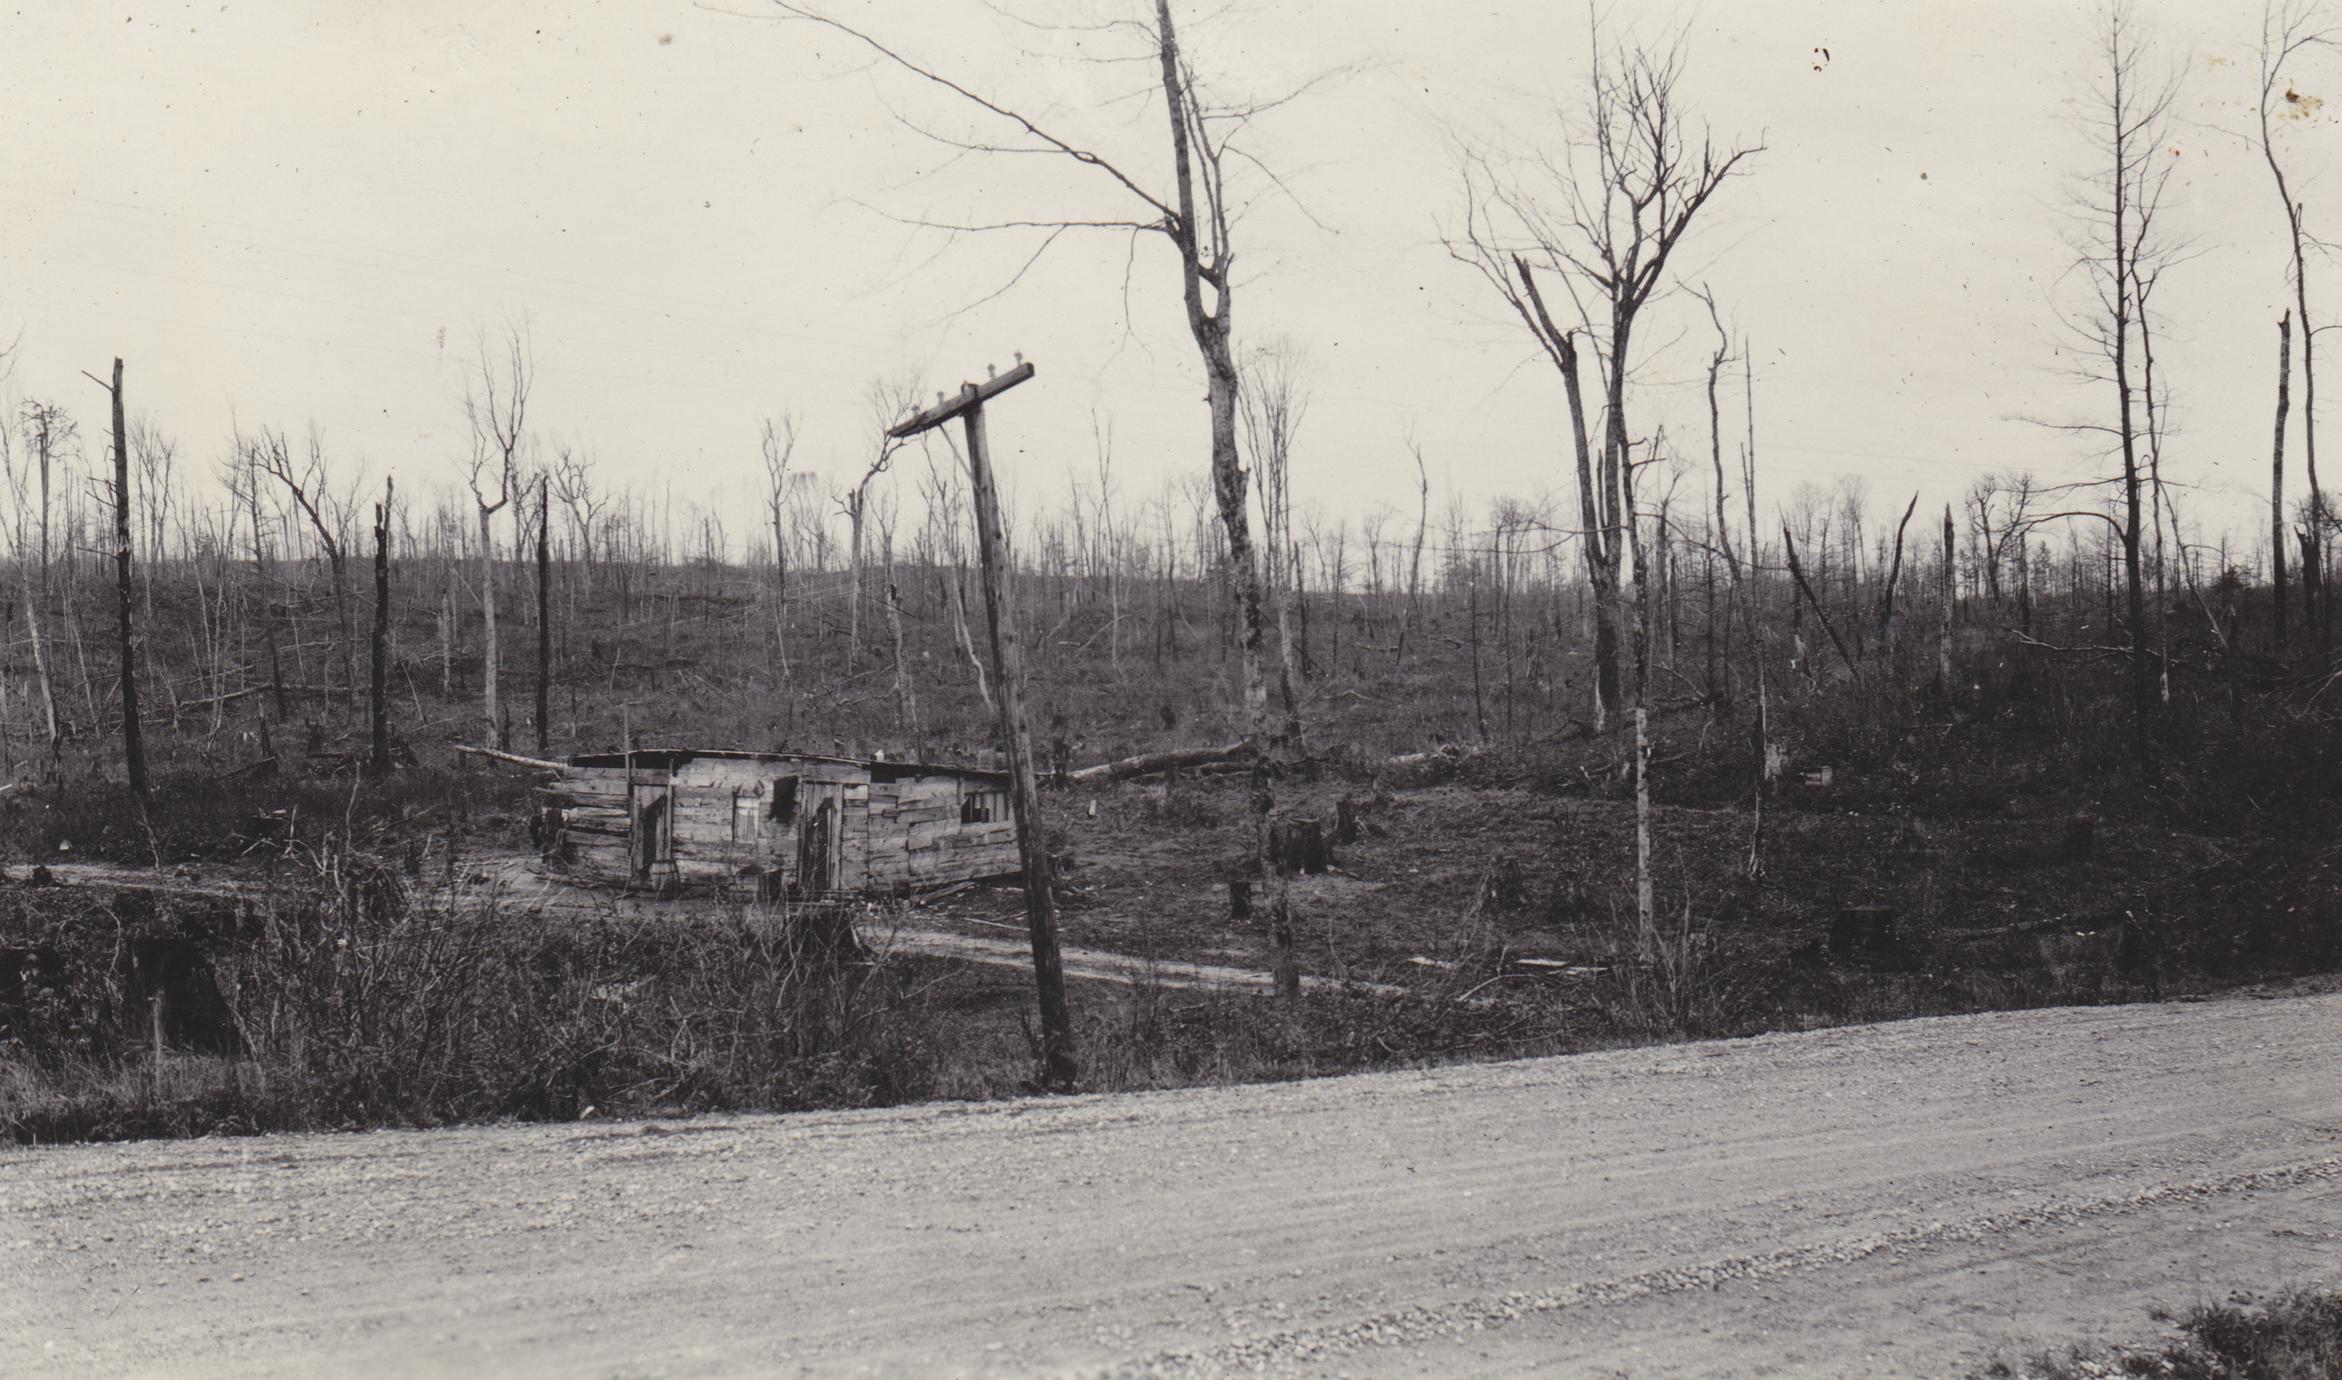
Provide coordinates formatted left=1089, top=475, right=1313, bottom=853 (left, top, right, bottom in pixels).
left=1623, top=451, right=1656, bottom=956
left=1397, top=440, right=1429, bottom=669
left=759, top=413, right=800, bottom=678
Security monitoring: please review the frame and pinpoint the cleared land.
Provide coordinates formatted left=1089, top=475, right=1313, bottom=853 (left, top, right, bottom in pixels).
left=6, top=990, right=2339, bottom=1379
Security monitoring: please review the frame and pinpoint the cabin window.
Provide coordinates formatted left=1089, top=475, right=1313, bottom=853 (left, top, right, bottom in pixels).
left=960, top=788, right=1006, bottom=824
left=768, top=776, right=800, bottom=823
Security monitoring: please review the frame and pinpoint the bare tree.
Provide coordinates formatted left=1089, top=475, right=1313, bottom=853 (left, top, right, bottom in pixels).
left=1240, top=339, right=1308, bottom=750
left=1397, top=438, right=1430, bottom=669
left=2257, top=0, right=2335, bottom=650
left=249, top=423, right=361, bottom=709
left=2058, top=0, right=2177, bottom=775
left=550, top=443, right=609, bottom=593
left=842, top=376, right=917, bottom=665
left=1090, top=412, right=1124, bottom=677
left=917, top=444, right=996, bottom=716
left=463, top=322, right=533, bottom=753
left=2, top=404, right=65, bottom=758
left=759, top=412, right=801, bottom=678
left=127, top=416, right=178, bottom=606
left=1451, top=20, right=1759, bottom=725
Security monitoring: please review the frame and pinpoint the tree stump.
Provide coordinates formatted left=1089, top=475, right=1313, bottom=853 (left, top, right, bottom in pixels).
left=1269, top=818, right=1332, bottom=876
left=1478, top=855, right=1527, bottom=913
left=787, top=903, right=868, bottom=965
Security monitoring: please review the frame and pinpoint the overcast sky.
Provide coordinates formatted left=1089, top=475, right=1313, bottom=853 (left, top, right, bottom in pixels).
left=4, top=0, right=2337, bottom=557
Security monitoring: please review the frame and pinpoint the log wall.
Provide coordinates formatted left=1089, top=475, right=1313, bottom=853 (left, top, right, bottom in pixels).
left=540, top=755, right=1017, bottom=894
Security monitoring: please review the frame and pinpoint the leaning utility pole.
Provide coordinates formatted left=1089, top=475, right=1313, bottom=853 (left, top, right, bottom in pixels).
left=889, top=358, right=1074, bottom=1091
left=86, top=358, right=147, bottom=797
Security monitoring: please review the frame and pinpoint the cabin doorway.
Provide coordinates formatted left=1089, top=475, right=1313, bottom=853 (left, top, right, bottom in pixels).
left=797, top=797, right=839, bottom=896
left=632, top=783, right=674, bottom=886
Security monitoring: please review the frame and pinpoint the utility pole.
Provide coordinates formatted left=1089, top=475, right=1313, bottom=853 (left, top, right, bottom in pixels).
left=85, top=358, right=147, bottom=797
left=889, top=358, right=1074, bottom=1091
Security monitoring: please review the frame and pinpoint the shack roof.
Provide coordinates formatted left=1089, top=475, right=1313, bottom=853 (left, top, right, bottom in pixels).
left=563, top=747, right=1010, bottom=783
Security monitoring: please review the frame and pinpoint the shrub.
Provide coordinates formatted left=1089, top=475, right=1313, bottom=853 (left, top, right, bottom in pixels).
left=1, top=848, right=957, bottom=1141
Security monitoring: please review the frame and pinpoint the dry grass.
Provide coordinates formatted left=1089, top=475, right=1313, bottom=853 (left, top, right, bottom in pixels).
left=1982, top=1289, right=2342, bottom=1379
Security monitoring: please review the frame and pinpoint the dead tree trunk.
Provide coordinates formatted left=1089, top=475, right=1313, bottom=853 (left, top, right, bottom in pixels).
left=1741, top=346, right=1770, bottom=879
left=1065, top=741, right=1253, bottom=785
left=1938, top=505, right=1956, bottom=695
left=1396, top=444, right=1428, bottom=669
left=1782, top=526, right=1860, bottom=683
left=1625, top=476, right=1656, bottom=957
left=105, top=359, right=147, bottom=797
left=370, top=478, right=393, bottom=777
left=886, top=578, right=916, bottom=740
left=1879, top=492, right=1919, bottom=644
left=1146, top=0, right=1299, bottom=1001
left=478, top=503, right=504, bottom=751
left=2273, top=310, right=2293, bottom=653
left=535, top=478, right=551, bottom=757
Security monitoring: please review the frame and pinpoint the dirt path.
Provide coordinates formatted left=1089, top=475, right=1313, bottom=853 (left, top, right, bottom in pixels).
left=24, top=858, right=1433, bottom=998
left=7, top=993, right=2340, bottom=1378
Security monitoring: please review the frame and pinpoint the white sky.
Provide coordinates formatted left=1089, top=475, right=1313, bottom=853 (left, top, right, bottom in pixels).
left=4, top=0, right=2337, bottom=556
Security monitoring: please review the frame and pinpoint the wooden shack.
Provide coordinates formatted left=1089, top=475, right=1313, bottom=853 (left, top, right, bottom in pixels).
left=537, top=749, right=1020, bottom=896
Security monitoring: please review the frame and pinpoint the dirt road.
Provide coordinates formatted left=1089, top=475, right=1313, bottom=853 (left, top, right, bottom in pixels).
left=7, top=993, right=2340, bottom=1378
left=27, top=858, right=1445, bottom=998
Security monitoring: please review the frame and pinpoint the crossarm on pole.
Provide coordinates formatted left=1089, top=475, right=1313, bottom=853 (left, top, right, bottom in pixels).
left=887, top=361, right=1037, bottom=439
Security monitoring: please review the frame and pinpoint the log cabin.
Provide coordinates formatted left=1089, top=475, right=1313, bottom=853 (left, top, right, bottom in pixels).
left=536, top=749, right=1020, bottom=897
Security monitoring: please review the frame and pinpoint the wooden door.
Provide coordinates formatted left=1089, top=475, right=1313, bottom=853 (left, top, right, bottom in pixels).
left=797, top=796, right=839, bottom=896
left=632, top=784, right=673, bottom=882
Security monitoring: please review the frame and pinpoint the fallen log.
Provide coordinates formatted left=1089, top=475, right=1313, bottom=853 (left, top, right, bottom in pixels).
left=455, top=744, right=568, bottom=772
left=1385, top=744, right=1472, bottom=768
left=1064, top=741, right=1253, bottom=786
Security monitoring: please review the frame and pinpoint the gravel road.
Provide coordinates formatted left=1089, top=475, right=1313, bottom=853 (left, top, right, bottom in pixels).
left=7, top=993, right=2340, bottom=1378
